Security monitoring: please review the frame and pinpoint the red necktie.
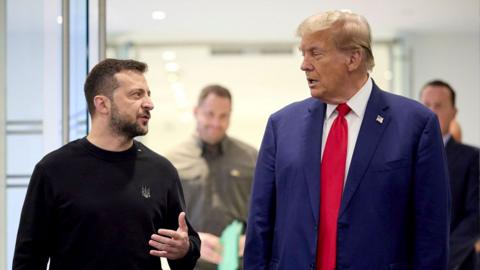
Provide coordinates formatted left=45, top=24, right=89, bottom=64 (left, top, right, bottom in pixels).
left=317, top=103, right=351, bottom=270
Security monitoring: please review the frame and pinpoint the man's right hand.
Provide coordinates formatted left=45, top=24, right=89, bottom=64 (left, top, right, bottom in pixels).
left=198, top=232, right=223, bottom=264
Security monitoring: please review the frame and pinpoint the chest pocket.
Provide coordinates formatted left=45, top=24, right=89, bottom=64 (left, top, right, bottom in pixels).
left=370, top=158, right=411, bottom=172
left=214, top=165, right=254, bottom=221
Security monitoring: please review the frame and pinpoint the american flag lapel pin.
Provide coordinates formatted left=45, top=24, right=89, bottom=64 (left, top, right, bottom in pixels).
left=376, top=115, right=384, bottom=124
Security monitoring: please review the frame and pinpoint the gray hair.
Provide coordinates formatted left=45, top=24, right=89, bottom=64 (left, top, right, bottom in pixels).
left=297, top=10, right=375, bottom=71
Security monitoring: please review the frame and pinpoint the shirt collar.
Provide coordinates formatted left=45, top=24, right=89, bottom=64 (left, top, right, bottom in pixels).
left=194, top=134, right=228, bottom=157
left=443, top=133, right=452, bottom=146
left=325, top=76, right=373, bottom=120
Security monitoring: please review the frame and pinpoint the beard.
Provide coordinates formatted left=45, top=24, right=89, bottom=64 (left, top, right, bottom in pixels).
left=109, top=103, right=148, bottom=139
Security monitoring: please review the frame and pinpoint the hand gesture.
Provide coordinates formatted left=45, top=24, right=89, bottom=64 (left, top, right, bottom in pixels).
left=198, top=232, right=223, bottom=264
left=149, top=212, right=190, bottom=260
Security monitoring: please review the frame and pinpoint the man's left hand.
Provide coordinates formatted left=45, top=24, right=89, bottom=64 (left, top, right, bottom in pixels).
left=149, top=212, right=190, bottom=260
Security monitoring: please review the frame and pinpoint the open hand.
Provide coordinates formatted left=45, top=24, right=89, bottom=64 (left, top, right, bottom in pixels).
left=149, top=212, right=190, bottom=260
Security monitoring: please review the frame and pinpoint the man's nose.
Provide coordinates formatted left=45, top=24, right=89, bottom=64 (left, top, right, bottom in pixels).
left=210, top=117, right=223, bottom=128
left=300, top=57, right=313, bottom=72
left=143, top=96, right=154, bottom=111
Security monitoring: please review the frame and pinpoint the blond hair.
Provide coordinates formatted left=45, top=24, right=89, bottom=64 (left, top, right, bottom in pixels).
left=297, top=10, right=375, bottom=71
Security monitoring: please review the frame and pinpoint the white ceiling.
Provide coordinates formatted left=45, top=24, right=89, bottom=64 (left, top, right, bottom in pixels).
left=107, top=0, right=480, bottom=43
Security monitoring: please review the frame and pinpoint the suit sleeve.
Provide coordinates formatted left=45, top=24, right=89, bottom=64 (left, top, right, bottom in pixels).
left=166, top=171, right=201, bottom=270
left=12, top=164, right=54, bottom=269
left=413, top=113, right=451, bottom=270
left=243, top=117, right=277, bottom=270
left=448, top=148, right=480, bottom=269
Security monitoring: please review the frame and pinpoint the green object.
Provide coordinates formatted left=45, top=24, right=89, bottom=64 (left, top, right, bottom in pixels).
left=218, top=220, right=244, bottom=270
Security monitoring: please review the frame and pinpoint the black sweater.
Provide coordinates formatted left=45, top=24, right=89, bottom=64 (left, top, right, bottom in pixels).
left=13, top=138, right=200, bottom=270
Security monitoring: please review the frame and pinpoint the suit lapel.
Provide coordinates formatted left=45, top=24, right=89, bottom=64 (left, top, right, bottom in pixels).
left=445, top=137, right=459, bottom=159
left=302, top=99, right=326, bottom=223
left=445, top=137, right=461, bottom=170
left=339, top=85, right=390, bottom=218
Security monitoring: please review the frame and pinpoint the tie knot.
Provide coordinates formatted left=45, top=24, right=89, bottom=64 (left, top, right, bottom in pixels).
left=336, top=103, right=351, bottom=117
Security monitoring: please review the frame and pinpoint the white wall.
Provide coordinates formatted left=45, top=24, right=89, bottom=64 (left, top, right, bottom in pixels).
left=406, top=32, right=480, bottom=147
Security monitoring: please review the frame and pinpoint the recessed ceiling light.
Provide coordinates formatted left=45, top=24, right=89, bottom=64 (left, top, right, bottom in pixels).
left=152, top=11, right=166, bottom=20
left=57, top=16, right=63, bottom=24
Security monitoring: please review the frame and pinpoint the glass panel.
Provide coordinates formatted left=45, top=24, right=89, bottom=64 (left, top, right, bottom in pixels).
left=6, top=134, right=43, bottom=176
left=3, top=0, right=94, bottom=268
left=6, top=187, right=28, bottom=270
left=4, top=0, right=62, bottom=268
left=69, top=0, right=88, bottom=141
left=6, top=0, right=45, bottom=121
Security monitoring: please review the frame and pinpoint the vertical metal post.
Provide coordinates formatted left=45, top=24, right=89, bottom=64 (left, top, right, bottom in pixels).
left=62, top=0, right=70, bottom=144
left=98, top=0, right=106, bottom=61
left=0, top=0, right=7, bottom=268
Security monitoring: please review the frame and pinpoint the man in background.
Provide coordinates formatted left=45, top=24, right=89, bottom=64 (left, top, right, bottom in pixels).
left=421, top=80, right=479, bottom=270
left=167, top=85, right=257, bottom=270
left=13, top=58, right=200, bottom=270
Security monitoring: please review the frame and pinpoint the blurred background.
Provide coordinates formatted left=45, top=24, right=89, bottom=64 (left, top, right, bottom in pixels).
left=105, top=0, right=480, bottom=151
left=1, top=0, right=479, bottom=269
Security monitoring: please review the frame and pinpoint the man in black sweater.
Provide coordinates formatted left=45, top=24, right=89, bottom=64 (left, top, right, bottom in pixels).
left=13, top=59, right=200, bottom=270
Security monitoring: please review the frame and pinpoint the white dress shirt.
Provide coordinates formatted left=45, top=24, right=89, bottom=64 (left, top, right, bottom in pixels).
left=442, top=133, right=451, bottom=146
left=321, top=77, right=373, bottom=186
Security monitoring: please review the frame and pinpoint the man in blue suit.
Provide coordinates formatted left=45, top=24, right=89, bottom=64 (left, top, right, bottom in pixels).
left=244, top=10, right=450, bottom=270
left=421, top=80, right=479, bottom=270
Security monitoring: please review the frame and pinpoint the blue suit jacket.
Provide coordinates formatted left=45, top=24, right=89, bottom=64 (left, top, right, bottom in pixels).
left=445, top=138, right=479, bottom=270
left=244, top=84, right=451, bottom=270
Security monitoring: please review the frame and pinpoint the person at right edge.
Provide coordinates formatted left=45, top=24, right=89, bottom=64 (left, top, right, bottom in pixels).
left=243, top=10, right=450, bottom=270
left=421, top=80, right=479, bottom=270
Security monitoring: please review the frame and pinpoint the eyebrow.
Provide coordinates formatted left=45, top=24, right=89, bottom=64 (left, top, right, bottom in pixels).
left=131, top=88, right=151, bottom=95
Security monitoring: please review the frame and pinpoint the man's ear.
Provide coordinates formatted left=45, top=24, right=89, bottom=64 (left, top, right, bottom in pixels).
left=93, top=95, right=111, bottom=115
left=345, top=49, right=363, bottom=72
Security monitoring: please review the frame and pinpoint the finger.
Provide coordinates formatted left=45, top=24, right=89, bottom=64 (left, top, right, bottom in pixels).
left=151, top=234, right=175, bottom=245
left=157, top=229, right=176, bottom=238
left=149, top=244, right=184, bottom=259
left=151, top=233, right=186, bottom=252
left=151, top=249, right=180, bottom=259
left=149, top=239, right=181, bottom=254
left=150, top=249, right=168, bottom=257
left=178, top=212, right=188, bottom=233
left=150, top=248, right=183, bottom=260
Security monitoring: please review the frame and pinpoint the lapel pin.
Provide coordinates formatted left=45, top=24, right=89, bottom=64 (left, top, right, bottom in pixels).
left=376, top=115, right=384, bottom=124
left=230, top=169, right=240, bottom=177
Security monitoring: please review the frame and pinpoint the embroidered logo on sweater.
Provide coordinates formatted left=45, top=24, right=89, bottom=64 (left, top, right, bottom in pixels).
left=141, top=185, right=151, bottom=198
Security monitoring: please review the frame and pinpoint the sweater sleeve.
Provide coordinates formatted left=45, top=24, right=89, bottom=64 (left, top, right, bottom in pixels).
left=12, top=164, right=55, bottom=270
left=166, top=170, right=201, bottom=270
